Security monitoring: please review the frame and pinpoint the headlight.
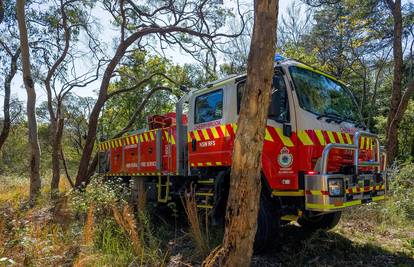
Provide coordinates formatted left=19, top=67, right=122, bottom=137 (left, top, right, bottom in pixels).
left=328, top=178, right=344, bottom=197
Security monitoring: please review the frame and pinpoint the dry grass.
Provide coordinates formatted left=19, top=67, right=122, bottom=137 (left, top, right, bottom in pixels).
left=112, top=204, right=143, bottom=256
left=83, top=203, right=96, bottom=247
left=181, top=184, right=209, bottom=257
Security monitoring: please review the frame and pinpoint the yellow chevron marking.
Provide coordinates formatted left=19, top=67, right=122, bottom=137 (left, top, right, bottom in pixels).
left=220, top=125, right=229, bottom=137
left=111, top=141, right=115, bottom=148
left=118, top=139, right=122, bottom=147
left=216, top=162, right=222, bottom=166
left=193, top=130, right=202, bottom=141
left=187, top=132, right=191, bottom=142
left=345, top=133, right=352, bottom=144
left=366, top=138, right=371, bottom=150
left=310, top=190, right=323, bottom=195
left=149, top=131, right=155, bottom=141
left=134, top=135, right=138, bottom=143
left=326, top=130, right=336, bottom=143
left=201, top=129, right=210, bottom=140
left=170, top=135, right=176, bottom=145
left=265, top=128, right=274, bottom=142
left=164, top=131, right=170, bottom=143
left=372, top=195, right=385, bottom=201
left=336, top=132, right=345, bottom=144
left=275, top=127, right=294, bottom=147
left=360, top=137, right=365, bottom=149
left=126, top=137, right=130, bottom=145
left=206, top=162, right=212, bottom=166
left=297, top=130, right=313, bottom=145
left=210, top=127, right=220, bottom=139
left=139, top=134, right=143, bottom=142
left=144, top=132, right=149, bottom=142
left=197, top=163, right=203, bottom=166
left=272, top=190, right=304, bottom=196
left=232, top=123, right=238, bottom=133
left=315, top=129, right=326, bottom=145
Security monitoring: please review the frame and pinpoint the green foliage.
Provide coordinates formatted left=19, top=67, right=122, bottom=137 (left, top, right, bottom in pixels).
left=389, top=163, right=414, bottom=220
left=100, top=51, right=195, bottom=138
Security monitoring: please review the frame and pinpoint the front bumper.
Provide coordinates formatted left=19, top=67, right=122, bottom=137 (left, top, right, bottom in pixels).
left=305, top=173, right=386, bottom=212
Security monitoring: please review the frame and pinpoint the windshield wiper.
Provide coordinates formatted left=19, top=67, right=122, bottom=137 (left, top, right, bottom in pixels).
left=317, top=112, right=345, bottom=123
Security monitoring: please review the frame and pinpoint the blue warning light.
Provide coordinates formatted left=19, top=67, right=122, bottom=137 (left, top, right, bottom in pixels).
left=274, top=53, right=285, bottom=62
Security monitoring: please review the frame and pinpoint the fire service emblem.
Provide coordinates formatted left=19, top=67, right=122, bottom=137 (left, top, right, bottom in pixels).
left=278, top=147, right=293, bottom=168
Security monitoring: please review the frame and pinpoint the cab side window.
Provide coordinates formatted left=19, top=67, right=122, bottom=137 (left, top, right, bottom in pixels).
left=195, top=89, right=223, bottom=124
left=237, top=72, right=289, bottom=123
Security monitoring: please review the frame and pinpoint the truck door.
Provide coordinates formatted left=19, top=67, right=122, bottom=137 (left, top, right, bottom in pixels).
left=237, top=69, right=298, bottom=190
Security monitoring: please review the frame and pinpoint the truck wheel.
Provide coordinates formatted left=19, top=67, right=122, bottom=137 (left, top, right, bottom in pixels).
left=253, top=192, right=280, bottom=252
left=298, top=211, right=341, bottom=231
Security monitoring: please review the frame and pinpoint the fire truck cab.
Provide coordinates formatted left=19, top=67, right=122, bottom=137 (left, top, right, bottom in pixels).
left=98, top=58, right=386, bottom=247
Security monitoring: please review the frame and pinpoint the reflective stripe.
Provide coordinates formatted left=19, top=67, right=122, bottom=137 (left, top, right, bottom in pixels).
left=336, top=132, right=345, bottom=144
left=298, top=130, right=313, bottom=145
left=220, top=125, right=229, bottom=137
left=344, top=133, right=352, bottom=144
left=315, top=129, right=326, bottom=145
left=275, top=127, right=294, bottom=147
left=210, top=127, right=220, bottom=139
left=232, top=123, right=238, bottom=133
left=193, top=130, right=202, bottom=141
left=360, top=137, right=365, bottom=149
left=265, top=128, right=274, bottom=142
left=272, top=190, right=304, bottom=196
left=326, top=130, right=336, bottom=143
left=201, top=129, right=210, bottom=140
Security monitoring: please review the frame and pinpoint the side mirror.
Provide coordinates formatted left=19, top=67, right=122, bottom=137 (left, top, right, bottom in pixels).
left=283, top=123, right=292, bottom=137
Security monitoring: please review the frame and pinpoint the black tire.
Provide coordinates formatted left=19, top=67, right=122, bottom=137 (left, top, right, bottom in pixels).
left=297, top=211, right=342, bottom=231
left=253, top=192, right=280, bottom=252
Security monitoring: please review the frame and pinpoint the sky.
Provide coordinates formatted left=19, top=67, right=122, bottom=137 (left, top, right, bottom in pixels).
left=5, top=0, right=296, bottom=110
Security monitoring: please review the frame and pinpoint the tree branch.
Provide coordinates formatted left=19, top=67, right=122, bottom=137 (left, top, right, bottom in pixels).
left=105, top=72, right=176, bottom=100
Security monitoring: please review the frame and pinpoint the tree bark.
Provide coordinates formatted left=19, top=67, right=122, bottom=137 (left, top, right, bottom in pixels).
left=46, top=0, right=71, bottom=198
left=50, top=116, right=65, bottom=196
left=16, top=0, right=41, bottom=206
left=202, top=1, right=279, bottom=266
left=0, top=47, right=20, bottom=151
left=385, top=0, right=413, bottom=164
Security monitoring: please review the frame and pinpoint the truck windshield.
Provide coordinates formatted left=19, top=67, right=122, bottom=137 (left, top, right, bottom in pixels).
left=289, top=66, right=360, bottom=123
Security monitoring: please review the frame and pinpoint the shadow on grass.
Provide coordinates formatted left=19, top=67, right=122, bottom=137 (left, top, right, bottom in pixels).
left=252, top=224, right=414, bottom=267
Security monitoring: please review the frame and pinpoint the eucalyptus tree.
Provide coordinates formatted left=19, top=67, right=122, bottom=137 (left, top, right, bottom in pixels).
left=16, top=0, right=41, bottom=206
left=385, top=0, right=414, bottom=164
left=203, top=0, right=279, bottom=265
left=74, top=0, right=246, bottom=187
left=28, top=0, right=103, bottom=197
left=0, top=0, right=20, bottom=151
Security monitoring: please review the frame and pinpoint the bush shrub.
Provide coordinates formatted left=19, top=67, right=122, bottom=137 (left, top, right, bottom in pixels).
left=388, top=163, right=414, bottom=220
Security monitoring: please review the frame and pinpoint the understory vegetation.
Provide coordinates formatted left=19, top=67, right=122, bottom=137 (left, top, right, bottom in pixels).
left=0, top=164, right=413, bottom=266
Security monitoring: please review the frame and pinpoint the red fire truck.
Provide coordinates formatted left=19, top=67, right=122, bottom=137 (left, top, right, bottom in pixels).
left=98, top=58, right=386, bottom=247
